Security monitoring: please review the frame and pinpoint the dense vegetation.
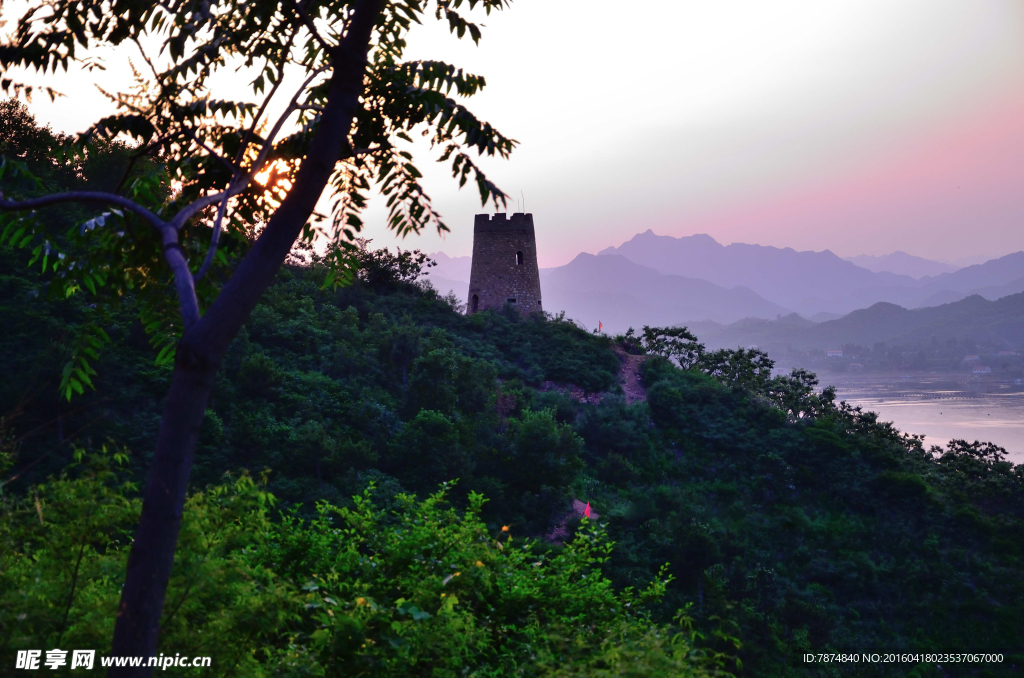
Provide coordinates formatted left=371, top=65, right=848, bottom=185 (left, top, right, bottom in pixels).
left=3, top=243, right=1023, bottom=675
left=3, top=103, right=1023, bottom=676
left=3, top=449, right=735, bottom=677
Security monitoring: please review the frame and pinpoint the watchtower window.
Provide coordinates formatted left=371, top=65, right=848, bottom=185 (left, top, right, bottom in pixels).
left=471, top=294, right=479, bottom=313
left=516, top=251, right=524, bottom=266
left=507, top=298, right=517, bottom=304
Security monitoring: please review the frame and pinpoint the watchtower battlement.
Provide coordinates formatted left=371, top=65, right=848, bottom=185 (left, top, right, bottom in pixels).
left=473, top=212, right=536, bottom=234
left=467, top=213, right=542, bottom=315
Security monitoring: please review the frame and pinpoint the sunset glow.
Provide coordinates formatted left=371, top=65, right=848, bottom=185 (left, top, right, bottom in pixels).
left=6, top=0, right=1024, bottom=265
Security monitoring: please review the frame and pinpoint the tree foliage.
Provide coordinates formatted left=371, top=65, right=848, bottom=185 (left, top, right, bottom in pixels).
left=1, top=448, right=735, bottom=677
left=0, top=0, right=514, bottom=365
left=1, top=1, right=521, bottom=661
left=4, top=256, right=1023, bottom=674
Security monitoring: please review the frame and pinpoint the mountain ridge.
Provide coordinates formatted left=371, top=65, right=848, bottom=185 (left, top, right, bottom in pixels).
left=698, top=292, right=1024, bottom=352
left=424, top=250, right=792, bottom=333
left=598, top=231, right=1024, bottom=315
left=597, top=230, right=919, bottom=313
left=844, top=251, right=959, bottom=278
left=423, top=233, right=1024, bottom=332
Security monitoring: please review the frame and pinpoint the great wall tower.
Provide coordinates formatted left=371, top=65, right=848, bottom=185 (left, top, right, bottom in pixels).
left=467, top=213, right=543, bottom=314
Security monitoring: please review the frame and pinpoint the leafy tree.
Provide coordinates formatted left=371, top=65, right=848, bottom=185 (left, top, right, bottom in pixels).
left=348, top=237, right=436, bottom=291
left=388, top=409, right=470, bottom=489
left=636, top=326, right=839, bottom=421
left=261, top=486, right=735, bottom=677
left=407, top=349, right=460, bottom=414
left=696, top=347, right=774, bottom=392
left=632, top=325, right=705, bottom=369
left=0, top=0, right=514, bottom=665
left=503, top=408, right=584, bottom=495
left=1, top=448, right=735, bottom=677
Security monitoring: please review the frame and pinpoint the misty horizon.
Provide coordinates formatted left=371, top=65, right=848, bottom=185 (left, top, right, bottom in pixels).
left=423, top=226, right=1016, bottom=272
left=9, top=0, right=1024, bottom=268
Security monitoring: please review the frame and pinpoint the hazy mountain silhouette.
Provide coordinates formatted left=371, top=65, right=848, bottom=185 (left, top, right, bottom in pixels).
left=597, top=231, right=1024, bottom=315
left=597, top=230, right=917, bottom=313
left=698, top=292, right=1024, bottom=352
left=537, top=253, right=789, bottom=333
left=912, top=276, right=1024, bottom=308
left=422, top=252, right=472, bottom=303
left=915, top=252, right=1024, bottom=294
left=426, top=251, right=473, bottom=280
left=423, top=235, right=1023, bottom=331
left=422, top=250, right=789, bottom=333
left=844, top=251, right=958, bottom=278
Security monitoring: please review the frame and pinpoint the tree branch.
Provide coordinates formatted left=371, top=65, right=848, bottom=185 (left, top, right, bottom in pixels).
left=0, top=192, right=166, bottom=232
left=162, top=236, right=202, bottom=329
left=190, top=0, right=384, bottom=360
left=168, top=190, right=232, bottom=232
left=293, top=0, right=334, bottom=53
left=236, top=30, right=298, bottom=167
left=113, top=132, right=173, bottom=195
left=247, top=66, right=330, bottom=173
left=168, top=66, right=329, bottom=232
left=188, top=107, right=375, bottom=285
left=131, top=35, right=162, bottom=83
left=193, top=194, right=228, bottom=282
left=181, top=125, right=238, bottom=176
left=0, top=190, right=201, bottom=329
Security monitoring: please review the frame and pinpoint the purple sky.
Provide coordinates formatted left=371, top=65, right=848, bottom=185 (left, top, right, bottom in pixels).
left=9, top=0, right=1024, bottom=267
left=360, top=0, right=1024, bottom=266
left=683, top=92, right=1024, bottom=262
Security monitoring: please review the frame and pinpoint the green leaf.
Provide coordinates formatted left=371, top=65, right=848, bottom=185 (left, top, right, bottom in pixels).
left=155, top=343, right=176, bottom=366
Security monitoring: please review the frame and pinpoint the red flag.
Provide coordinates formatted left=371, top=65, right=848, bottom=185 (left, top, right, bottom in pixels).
left=598, top=321, right=602, bottom=332
left=584, top=502, right=591, bottom=518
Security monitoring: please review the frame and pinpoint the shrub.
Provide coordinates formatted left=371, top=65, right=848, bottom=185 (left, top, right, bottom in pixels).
left=1, top=451, right=734, bottom=677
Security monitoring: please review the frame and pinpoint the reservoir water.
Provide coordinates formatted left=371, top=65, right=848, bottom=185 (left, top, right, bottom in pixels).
left=820, top=373, right=1024, bottom=465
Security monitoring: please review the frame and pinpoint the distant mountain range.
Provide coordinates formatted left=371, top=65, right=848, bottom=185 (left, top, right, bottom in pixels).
left=423, top=230, right=1024, bottom=337
left=424, top=252, right=787, bottom=334
left=539, top=254, right=788, bottom=331
left=597, top=231, right=1024, bottom=316
left=597, top=231, right=915, bottom=314
left=844, top=251, right=958, bottom=278
left=693, top=292, right=1024, bottom=353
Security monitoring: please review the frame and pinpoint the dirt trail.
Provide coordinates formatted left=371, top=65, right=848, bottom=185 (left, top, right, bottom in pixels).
left=546, top=499, right=601, bottom=544
left=544, top=348, right=645, bottom=544
left=614, top=347, right=648, bottom=404
left=539, top=346, right=648, bottom=405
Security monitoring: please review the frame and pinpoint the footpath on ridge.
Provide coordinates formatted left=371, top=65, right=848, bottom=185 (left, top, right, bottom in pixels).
left=540, top=345, right=648, bottom=405
left=614, top=346, right=648, bottom=404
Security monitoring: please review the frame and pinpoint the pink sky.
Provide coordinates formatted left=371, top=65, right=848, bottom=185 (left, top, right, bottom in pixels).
left=677, top=93, right=1024, bottom=262
left=7, top=0, right=1024, bottom=268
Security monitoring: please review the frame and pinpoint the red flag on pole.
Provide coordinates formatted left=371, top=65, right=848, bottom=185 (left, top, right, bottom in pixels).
left=598, top=321, right=602, bottom=333
left=584, top=502, right=591, bottom=518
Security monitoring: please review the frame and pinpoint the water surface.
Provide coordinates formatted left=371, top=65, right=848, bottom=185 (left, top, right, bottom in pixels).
left=820, top=373, right=1024, bottom=465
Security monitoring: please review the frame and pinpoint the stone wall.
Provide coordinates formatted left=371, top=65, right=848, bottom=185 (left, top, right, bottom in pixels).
left=467, top=213, right=543, bottom=314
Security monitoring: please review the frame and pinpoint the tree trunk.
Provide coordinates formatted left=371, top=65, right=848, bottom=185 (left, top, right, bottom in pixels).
left=107, top=2, right=383, bottom=674
left=109, top=339, right=218, bottom=664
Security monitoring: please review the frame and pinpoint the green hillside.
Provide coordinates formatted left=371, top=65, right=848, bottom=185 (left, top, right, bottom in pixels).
left=2, top=249, right=1022, bottom=676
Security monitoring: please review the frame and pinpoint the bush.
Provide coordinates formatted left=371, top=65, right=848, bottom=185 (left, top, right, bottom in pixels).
left=0, top=450, right=734, bottom=677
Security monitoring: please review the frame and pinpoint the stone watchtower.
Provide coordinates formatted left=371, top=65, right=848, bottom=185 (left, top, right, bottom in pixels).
left=467, top=213, right=543, bottom=314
